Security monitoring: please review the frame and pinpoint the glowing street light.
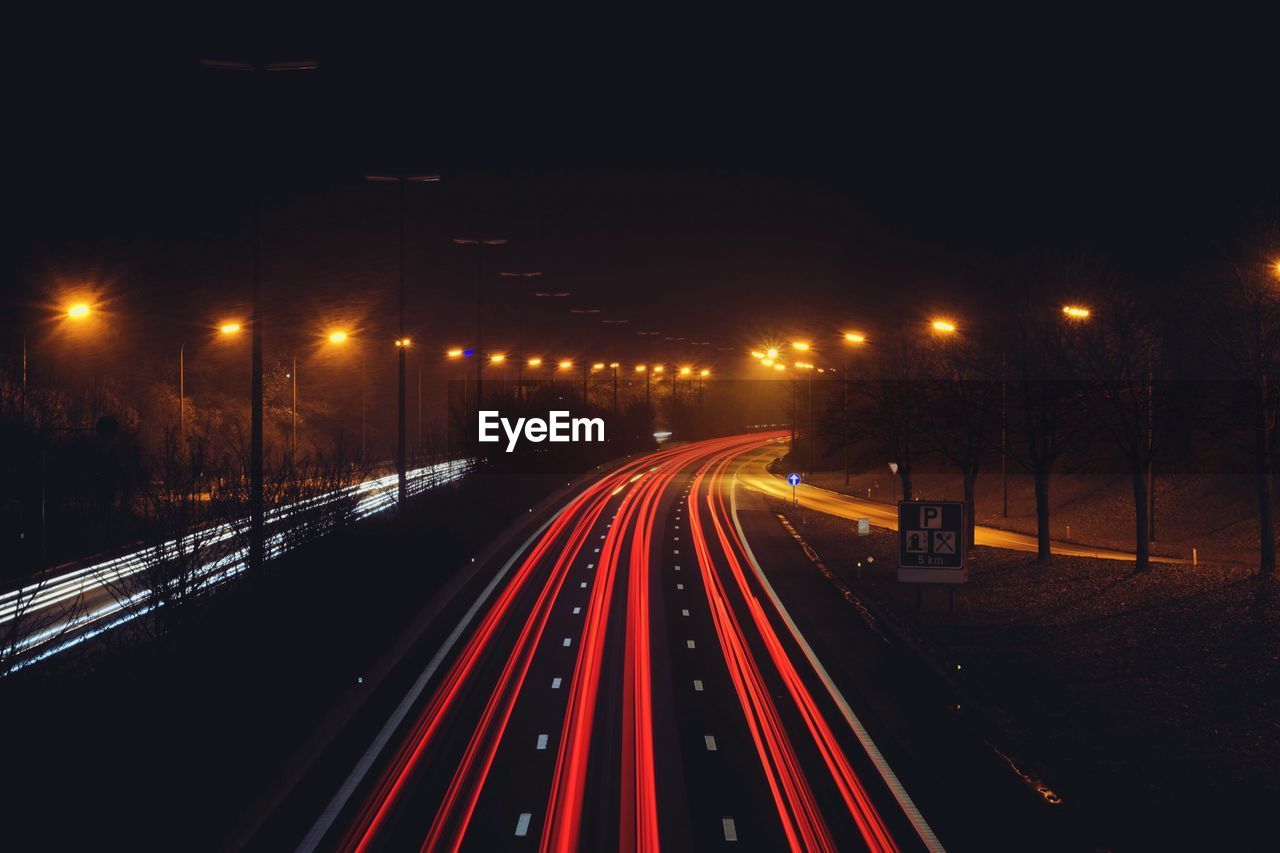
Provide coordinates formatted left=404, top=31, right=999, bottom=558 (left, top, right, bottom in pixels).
left=931, top=319, right=957, bottom=334
left=679, top=366, right=692, bottom=376
left=844, top=332, right=866, bottom=343
left=447, top=348, right=465, bottom=358
left=328, top=330, right=349, bottom=344
left=220, top=322, right=241, bottom=335
left=558, top=360, right=574, bottom=370
left=766, top=347, right=779, bottom=359
left=653, top=365, right=665, bottom=374
left=528, top=357, right=543, bottom=367
left=1062, top=305, right=1091, bottom=320
left=751, top=350, right=765, bottom=359
left=791, top=341, right=810, bottom=351
left=396, top=337, right=412, bottom=348
left=67, top=303, right=91, bottom=320
left=592, top=362, right=605, bottom=371
left=761, top=358, right=775, bottom=367
left=773, top=363, right=786, bottom=371
left=490, top=353, right=506, bottom=364
left=700, top=368, right=710, bottom=377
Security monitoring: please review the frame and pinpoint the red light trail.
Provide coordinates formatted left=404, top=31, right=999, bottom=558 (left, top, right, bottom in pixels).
left=336, top=433, right=919, bottom=852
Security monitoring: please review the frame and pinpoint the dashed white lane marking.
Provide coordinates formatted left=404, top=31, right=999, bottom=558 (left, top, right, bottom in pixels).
left=594, top=548, right=600, bottom=553
left=704, top=735, right=718, bottom=751
left=573, top=606, right=581, bottom=614
left=297, top=501, right=564, bottom=853
left=580, top=582, right=588, bottom=588
left=563, top=637, right=572, bottom=647
left=681, top=608, right=690, bottom=616
left=686, top=639, right=696, bottom=649
left=693, top=679, right=704, bottom=691
left=722, top=817, right=738, bottom=842
left=673, top=536, right=679, bottom=541
left=587, top=563, right=595, bottom=569
left=674, top=549, right=680, bottom=554
left=551, top=677, right=562, bottom=689
left=729, top=456, right=944, bottom=852
left=515, top=813, right=532, bottom=837
left=600, top=534, right=606, bottom=539
left=676, top=583, right=684, bottom=590
left=536, top=734, right=548, bottom=750
left=674, top=565, right=681, bottom=571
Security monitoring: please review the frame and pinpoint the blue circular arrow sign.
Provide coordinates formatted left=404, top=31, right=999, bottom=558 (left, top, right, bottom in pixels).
left=787, top=472, right=802, bottom=487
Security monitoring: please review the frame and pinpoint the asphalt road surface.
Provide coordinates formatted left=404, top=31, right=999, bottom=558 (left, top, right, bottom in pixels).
left=291, top=434, right=963, bottom=851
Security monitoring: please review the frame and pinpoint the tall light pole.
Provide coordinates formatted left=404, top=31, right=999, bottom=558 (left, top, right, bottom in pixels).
left=568, top=307, right=601, bottom=400
left=291, top=352, right=297, bottom=465
left=178, top=342, right=185, bottom=451
left=635, top=364, right=649, bottom=405
left=452, top=238, right=507, bottom=421
left=501, top=271, right=544, bottom=404
left=201, top=55, right=317, bottom=574
left=637, top=331, right=661, bottom=407
left=842, top=332, right=867, bottom=486
left=368, top=173, right=439, bottom=507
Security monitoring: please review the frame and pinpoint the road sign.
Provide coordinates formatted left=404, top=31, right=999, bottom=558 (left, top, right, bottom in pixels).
left=897, top=501, right=966, bottom=584
left=786, top=472, right=801, bottom=487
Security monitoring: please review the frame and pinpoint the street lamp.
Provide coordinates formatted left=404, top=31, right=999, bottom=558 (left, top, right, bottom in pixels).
left=201, top=54, right=318, bottom=575
left=1062, top=305, right=1091, bottom=320
left=368, top=172, right=440, bottom=508
left=931, top=319, right=957, bottom=334
left=452, top=237, right=508, bottom=417
left=840, top=331, right=868, bottom=484
left=326, top=329, right=366, bottom=460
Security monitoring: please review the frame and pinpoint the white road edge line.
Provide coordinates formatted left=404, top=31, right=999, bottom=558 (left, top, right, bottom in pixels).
left=731, top=454, right=945, bottom=853
left=295, top=505, right=566, bottom=853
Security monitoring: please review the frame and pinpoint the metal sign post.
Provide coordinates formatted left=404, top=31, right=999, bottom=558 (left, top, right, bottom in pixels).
left=787, top=472, right=801, bottom=506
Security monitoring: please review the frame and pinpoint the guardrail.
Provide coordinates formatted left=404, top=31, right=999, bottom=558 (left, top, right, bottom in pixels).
left=1, top=459, right=474, bottom=674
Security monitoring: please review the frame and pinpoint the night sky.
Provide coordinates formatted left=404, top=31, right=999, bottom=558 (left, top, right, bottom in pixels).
left=7, top=25, right=1277, bottom=377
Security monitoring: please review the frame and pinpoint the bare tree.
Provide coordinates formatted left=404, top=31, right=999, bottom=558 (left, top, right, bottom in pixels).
left=94, top=428, right=212, bottom=643
left=1002, top=266, right=1092, bottom=562
left=1202, top=227, right=1280, bottom=576
left=852, top=329, right=931, bottom=502
left=924, top=328, right=998, bottom=554
left=1069, top=281, right=1162, bottom=572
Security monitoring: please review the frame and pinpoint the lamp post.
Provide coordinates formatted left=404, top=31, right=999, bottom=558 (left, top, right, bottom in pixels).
left=179, top=343, right=185, bottom=451
left=291, top=352, right=297, bottom=464
left=842, top=332, right=867, bottom=486
left=569, top=307, right=601, bottom=400
left=367, top=173, right=440, bottom=507
left=452, top=237, right=507, bottom=420
left=637, top=331, right=661, bottom=406
left=200, top=55, right=317, bottom=574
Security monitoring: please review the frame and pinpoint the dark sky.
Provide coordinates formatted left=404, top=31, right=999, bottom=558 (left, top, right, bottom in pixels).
left=7, top=23, right=1277, bottom=375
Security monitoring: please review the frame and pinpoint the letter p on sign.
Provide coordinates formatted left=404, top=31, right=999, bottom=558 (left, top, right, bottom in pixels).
left=921, top=505, right=942, bottom=529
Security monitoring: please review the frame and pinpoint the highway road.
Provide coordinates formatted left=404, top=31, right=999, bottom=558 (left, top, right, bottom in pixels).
left=733, top=449, right=1179, bottom=563
left=294, top=434, right=946, bottom=851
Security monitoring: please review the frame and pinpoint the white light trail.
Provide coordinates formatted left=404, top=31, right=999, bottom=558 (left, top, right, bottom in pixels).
left=1, top=459, right=472, bottom=673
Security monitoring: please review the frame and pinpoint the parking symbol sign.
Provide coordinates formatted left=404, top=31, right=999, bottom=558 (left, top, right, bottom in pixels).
left=897, top=501, right=966, bottom=583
